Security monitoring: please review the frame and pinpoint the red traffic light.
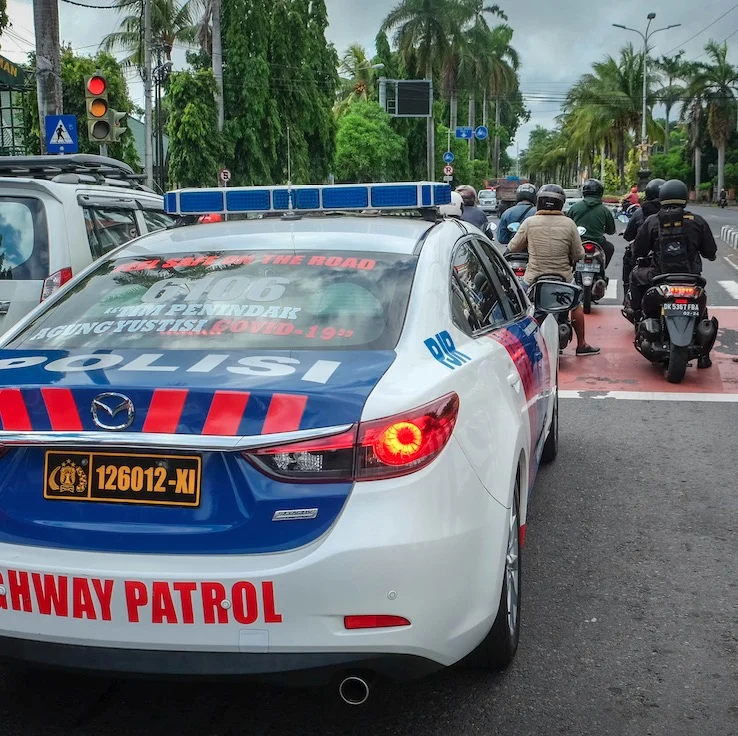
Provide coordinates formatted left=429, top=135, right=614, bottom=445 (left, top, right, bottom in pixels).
left=87, top=75, right=106, bottom=96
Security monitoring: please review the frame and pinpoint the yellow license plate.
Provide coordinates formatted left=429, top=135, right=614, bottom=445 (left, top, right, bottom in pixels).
left=44, top=451, right=202, bottom=508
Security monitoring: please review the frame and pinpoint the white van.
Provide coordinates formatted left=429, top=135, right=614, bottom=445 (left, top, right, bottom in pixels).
left=0, top=154, right=174, bottom=333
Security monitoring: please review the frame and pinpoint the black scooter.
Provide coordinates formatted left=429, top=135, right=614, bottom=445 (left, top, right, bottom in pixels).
left=626, top=272, right=719, bottom=384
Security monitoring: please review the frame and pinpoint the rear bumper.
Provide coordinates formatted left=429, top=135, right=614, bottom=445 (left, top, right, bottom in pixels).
left=0, top=635, right=442, bottom=683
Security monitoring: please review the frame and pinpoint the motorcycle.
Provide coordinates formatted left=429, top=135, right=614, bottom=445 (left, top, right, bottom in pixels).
left=719, top=193, right=728, bottom=209
left=574, top=226, right=608, bottom=313
left=503, top=222, right=579, bottom=351
left=627, top=272, right=719, bottom=384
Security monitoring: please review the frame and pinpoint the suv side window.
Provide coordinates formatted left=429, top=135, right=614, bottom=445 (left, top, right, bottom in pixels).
left=451, top=241, right=507, bottom=335
left=83, top=206, right=140, bottom=260
left=475, top=238, right=527, bottom=318
left=142, top=209, right=175, bottom=233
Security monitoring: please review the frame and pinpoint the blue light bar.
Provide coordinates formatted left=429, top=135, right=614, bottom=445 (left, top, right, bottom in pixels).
left=164, top=182, right=452, bottom=216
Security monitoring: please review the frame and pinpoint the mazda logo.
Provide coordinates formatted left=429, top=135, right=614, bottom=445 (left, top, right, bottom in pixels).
left=91, top=393, right=135, bottom=431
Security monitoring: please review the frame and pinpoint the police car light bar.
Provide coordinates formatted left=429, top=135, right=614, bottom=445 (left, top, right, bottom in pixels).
left=164, top=182, right=452, bottom=216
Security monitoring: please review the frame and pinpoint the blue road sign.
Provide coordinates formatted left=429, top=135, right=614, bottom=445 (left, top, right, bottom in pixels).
left=455, top=127, right=473, bottom=140
left=46, top=115, right=79, bottom=154
left=475, top=125, right=489, bottom=141
left=443, top=151, right=455, bottom=164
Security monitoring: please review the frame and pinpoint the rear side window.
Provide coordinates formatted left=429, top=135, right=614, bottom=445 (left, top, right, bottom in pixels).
left=0, top=197, right=49, bottom=280
left=83, top=206, right=140, bottom=259
left=11, top=250, right=417, bottom=351
left=142, top=210, right=175, bottom=232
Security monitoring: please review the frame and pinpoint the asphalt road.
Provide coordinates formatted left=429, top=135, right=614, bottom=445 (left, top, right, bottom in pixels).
left=0, top=399, right=735, bottom=735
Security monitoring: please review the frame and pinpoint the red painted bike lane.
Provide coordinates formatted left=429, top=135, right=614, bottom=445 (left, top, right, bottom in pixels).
left=559, top=307, right=738, bottom=398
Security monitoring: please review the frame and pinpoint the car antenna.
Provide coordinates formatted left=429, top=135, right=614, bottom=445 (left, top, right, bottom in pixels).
left=282, top=125, right=301, bottom=222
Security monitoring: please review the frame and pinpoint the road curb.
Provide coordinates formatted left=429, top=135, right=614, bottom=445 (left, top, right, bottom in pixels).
left=720, top=226, right=738, bottom=249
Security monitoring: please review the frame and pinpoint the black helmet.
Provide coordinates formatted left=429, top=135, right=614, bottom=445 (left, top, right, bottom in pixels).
left=582, top=179, right=604, bottom=198
left=645, top=178, right=665, bottom=201
left=659, top=179, right=688, bottom=207
left=516, top=183, right=538, bottom=204
left=536, top=184, right=566, bottom=211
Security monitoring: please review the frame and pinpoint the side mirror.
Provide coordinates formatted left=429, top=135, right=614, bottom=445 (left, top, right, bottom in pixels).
left=617, top=214, right=629, bottom=224
left=508, top=222, right=520, bottom=233
left=529, top=279, right=582, bottom=314
left=577, top=226, right=587, bottom=236
left=486, top=221, right=497, bottom=232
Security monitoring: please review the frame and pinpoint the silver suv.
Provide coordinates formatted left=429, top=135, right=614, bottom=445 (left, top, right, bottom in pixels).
left=0, top=154, right=174, bottom=333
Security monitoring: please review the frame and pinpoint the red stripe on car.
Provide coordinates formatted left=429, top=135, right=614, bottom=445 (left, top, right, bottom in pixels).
left=202, top=391, right=250, bottom=436
left=41, top=388, right=83, bottom=431
left=142, top=389, right=188, bottom=433
left=0, top=388, right=32, bottom=431
left=261, top=394, right=308, bottom=435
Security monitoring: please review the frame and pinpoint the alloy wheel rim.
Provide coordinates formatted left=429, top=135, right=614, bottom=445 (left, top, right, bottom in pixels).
left=505, top=499, right=520, bottom=637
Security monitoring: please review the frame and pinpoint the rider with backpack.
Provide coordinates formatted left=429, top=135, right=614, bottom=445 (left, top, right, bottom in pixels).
left=629, top=179, right=718, bottom=366
left=496, top=184, right=538, bottom=245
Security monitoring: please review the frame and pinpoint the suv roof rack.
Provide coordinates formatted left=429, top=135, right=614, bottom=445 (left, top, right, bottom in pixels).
left=0, top=154, right=150, bottom=190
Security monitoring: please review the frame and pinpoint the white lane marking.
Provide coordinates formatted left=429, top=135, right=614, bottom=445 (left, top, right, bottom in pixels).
left=723, top=256, right=738, bottom=273
left=561, top=390, right=738, bottom=403
left=718, top=280, right=738, bottom=300
left=604, top=279, right=619, bottom=300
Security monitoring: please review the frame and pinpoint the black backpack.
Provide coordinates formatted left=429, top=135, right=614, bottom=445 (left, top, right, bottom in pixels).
left=657, top=209, right=692, bottom=274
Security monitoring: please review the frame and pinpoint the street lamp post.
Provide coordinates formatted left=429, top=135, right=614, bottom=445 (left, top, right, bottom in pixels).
left=613, top=14, right=680, bottom=190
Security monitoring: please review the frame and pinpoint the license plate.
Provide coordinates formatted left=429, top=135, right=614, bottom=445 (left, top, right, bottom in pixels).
left=663, top=302, right=700, bottom=315
left=576, top=262, right=599, bottom=272
left=44, top=451, right=202, bottom=507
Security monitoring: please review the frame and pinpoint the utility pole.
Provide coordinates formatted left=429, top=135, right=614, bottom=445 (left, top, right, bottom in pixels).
left=212, top=0, right=224, bottom=131
left=613, top=13, right=680, bottom=190
left=33, top=0, right=63, bottom=153
left=143, top=0, right=154, bottom=188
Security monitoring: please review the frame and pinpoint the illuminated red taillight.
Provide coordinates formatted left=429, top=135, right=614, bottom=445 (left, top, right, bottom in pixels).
left=583, top=243, right=596, bottom=253
left=514, top=267, right=525, bottom=276
left=344, top=615, right=411, bottom=630
left=41, top=267, right=73, bottom=301
left=244, top=394, right=459, bottom=482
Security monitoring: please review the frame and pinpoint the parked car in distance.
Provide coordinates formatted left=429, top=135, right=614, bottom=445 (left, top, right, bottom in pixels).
left=562, top=188, right=583, bottom=215
left=478, top=188, right=498, bottom=214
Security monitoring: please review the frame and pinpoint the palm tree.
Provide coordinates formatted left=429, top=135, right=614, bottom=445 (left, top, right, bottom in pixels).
left=100, top=0, right=197, bottom=70
left=381, top=0, right=469, bottom=178
left=656, top=51, right=687, bottom=154
left=334, top=44, right=380, bottom=116
left=686, top=41, right=738, bottom=196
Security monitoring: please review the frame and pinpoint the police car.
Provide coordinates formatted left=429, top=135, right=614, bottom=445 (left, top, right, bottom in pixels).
left=0, top=182, right=577, bottom=697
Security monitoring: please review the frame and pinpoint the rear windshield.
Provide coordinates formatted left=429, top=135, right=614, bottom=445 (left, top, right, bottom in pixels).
left=10, top=249, right=417, bottom=350
left=0, top=196, right=49, bottom=280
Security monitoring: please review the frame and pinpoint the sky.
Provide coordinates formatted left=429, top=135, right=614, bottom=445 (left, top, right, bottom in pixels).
left=3, top=0, right=738, bottom=157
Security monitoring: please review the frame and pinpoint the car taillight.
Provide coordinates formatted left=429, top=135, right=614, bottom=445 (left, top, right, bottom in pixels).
left=244, top=394, right=459, bottom=483
left=41, top=267, right=73, bottom=301
left=344, top=615, right=411, bottom=630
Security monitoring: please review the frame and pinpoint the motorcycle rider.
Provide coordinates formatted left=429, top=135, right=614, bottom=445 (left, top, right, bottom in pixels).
left=440, top=191, right=465, bottom=219
left=496, top=183, right=538, bottom=245
left=567, top=179, right=616, bottom=267
left=456, top=185, right=489, bottom=229
left=509, top=184, right=600, bottom=356
left=622, top=185, right=640, bottom=209
left=719, top=187, right=728, bottom=208
left=622, top=178, right=665, bottom=291
left=630, top=179, right=718, bottom=368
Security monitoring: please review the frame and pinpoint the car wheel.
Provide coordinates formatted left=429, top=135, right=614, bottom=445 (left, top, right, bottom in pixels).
left=468, top=485, right=521, bottom=670
left=541, top=386, right=558, bottom=463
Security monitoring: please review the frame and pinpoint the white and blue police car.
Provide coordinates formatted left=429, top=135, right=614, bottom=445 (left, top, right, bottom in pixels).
left=0, top=181, right=577, bottom=700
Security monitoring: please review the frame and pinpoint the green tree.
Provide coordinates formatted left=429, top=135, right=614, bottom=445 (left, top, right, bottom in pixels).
left=101, top=0, right=197, bottom=68
left=24, top=48, right=139, bottom=167
left=0, top=1, right=9, bottom=39
left=685, top=41, right=738, bottom=195
left=166, top=69, right=223, bottom=187
left=334, top=103, right=408, bottom=182
left=656, top=51, right=687, bottom=154
left=335, top=44, right=379, bottom=115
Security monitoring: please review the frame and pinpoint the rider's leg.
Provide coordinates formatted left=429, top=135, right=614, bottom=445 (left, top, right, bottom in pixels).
left=602, top=239, right=615, bottom=268
left=571, top=306, right=600, bottom=355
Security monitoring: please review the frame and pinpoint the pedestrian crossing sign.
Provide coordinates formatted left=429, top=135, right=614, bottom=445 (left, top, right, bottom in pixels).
left=45, top=114, right=79, bottom=154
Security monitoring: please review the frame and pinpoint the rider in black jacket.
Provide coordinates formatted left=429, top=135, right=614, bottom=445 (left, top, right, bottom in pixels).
left=622, top=178, right=664, bottom=293
left=630, top=179, right=718, bottom=367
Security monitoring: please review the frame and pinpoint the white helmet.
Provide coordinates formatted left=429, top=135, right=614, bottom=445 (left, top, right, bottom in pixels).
left=439, top=191, right=464, bottom=218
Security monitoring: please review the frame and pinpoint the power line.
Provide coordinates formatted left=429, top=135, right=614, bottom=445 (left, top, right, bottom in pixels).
left=688, top=25, right=738, bottom=61
left=60, top=0, right=118, bottom=7
left=662, top=3, right=738, bottom=56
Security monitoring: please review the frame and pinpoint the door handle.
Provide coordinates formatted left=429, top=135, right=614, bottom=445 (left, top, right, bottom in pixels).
left=507, top=373, right=521, bottom=389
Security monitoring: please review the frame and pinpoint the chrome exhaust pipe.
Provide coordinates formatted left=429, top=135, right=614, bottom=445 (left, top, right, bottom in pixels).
left=338, top=675, right=371, bottom=706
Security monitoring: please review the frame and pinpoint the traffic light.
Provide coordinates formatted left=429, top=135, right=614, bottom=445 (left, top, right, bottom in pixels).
left=84, top=74, right=128, bottom=145
left=85, top=74, right=110, bottom=142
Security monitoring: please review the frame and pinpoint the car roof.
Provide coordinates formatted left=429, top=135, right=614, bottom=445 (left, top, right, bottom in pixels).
left=113, top=215, right=438, bottom=258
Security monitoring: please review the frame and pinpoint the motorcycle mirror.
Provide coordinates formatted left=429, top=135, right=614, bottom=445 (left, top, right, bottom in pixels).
left=487, top=221, right=497, bottom=232
left=508, top=222, right=520, bottom=233
left=529, top=279, right=583, bottom=314
left=577, top=226, right=587, bottom=236
left=618, top=214, right=629, bottom=224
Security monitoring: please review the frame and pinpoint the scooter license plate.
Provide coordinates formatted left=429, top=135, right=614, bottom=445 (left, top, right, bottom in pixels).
left=576, top=262, right=599, bottom=272
left=662, top=302, right=700, bottom=315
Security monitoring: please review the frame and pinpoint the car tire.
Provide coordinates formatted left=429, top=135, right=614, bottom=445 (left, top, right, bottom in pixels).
left=467, top=485, right=521, bottom=670
left=541, top=386, right=558, bottom=463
